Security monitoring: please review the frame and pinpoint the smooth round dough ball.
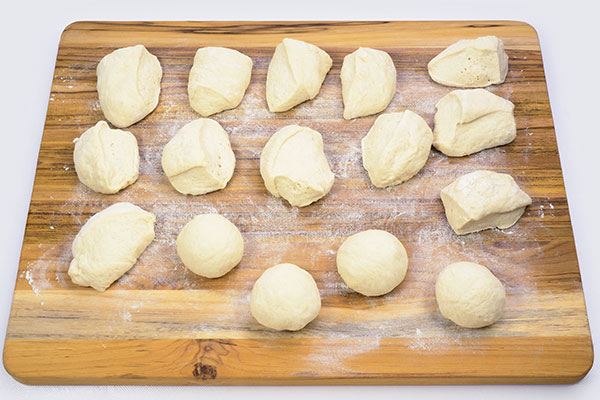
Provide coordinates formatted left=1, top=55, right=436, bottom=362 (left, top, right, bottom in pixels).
left=73, top=121, right=139, bottom=194
left=341, top=47, right=397, bottom=119
left=188, top=47, right=253, bottom=117
left=97, top=45, right=162, bottom=128
left=362, top=110, right=433, bottom=188
left=161, top=118, right=235, bottom=195
left=435, top=261, right=506, bottom=328
left=336, top=230, right=408, bottom=296
left=250, top=263, right=321, bottom=331
left=176, top=214, right=244, bottom=278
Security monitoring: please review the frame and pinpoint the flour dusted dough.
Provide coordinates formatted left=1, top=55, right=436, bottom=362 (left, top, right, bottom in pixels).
left=428, top=36, right=508, bottom=88
left=341, top=47, right=396, bottom=119
left=362, top=111, right=432, bottom=188
left=435, top=261, right=506, bottom=328
left=441, top=170, right=532, bottom=235
left=97, top=45, right=162, bottom=128
left=266, top=38, right=332, bottom=112
left=161, top=119, right=235, bottom=195
left=260, top=125, right=334, bottom=207
left=433, top=89, right=516, bottom=157
left=73, top=121, right=139, bottom=194
left=250, top=263, right=321, bottom=331
left=336, top=230, right=408, bottom=296
left=176, top=214, right=244, bottom=278
left=188, top=47, right=253, bottom=116
left=68, top=202, right=155, bottom=292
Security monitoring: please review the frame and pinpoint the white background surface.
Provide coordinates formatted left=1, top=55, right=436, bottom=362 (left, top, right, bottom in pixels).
left=1, top=0, right=597, bottom=398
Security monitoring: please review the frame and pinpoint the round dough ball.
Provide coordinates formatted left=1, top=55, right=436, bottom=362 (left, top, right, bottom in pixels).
left=435, top=261, right=506, bottom=328
left=260, top=125, right=334, bottom=207
left=250, top=263, right=321, bottom=331
left=188, top=47, right=253, bottom=117
left=176, top=214, right=244, bottom=278
left=336, top=230, right=408, bottom=296
left=341, top=47, right=396, bottom=119
left=73, top=121, right=139, bottom=194
left=361, top=110, right=433, bottom=188
left=97, top=45, right=162, bottom=128
left=161, top=118, right=235, bottom=195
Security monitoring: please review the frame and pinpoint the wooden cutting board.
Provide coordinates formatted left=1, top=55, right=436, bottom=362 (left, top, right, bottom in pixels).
left=3, top=21, right=593, bottom=385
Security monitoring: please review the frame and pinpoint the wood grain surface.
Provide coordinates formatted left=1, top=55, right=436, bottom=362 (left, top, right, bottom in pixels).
left=2, top=20, right=593, bottom=385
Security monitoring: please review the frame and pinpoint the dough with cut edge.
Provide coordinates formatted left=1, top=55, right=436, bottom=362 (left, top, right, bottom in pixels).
left=428, top=36, right=508, bottom=88
left=362, top=110, right=432, bottom=188
left=250, top=263, right=321, bottom=331
left=435, top=261, right=506, bottom=328
left=68, top=202, right=155, bottom=292
left=188, top=47, right=253, bottom=116
left=97, top=44, right=162, bottom=128
left=260, top=125, right=334, bottom=207
left=341, top=47, right=396, bottom=119
left=161, top=118, right=235, bottom=195
left=73, top=121, right=139, bottom=194
left=266, top=38, right=332, bottom=112
left=441, top=170, right=532, bottom=235
left=433, top=89, right=516, bottom=157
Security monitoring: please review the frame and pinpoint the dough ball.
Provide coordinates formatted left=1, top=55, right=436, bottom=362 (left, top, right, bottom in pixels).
left=250, top=263, right=321, bottom=331
left=441, top=170, right=532, bottom=235
left=435, top=261, right=506, bottom=328
left=188, top=47, right=253, bottom=117
left=97, top=44, right=162, bottom=128
left=428, top=36, right=508, bottom=88
left=73, top=121, right=139, bottom=194
left=341, top=47, right=396, bottom=119
left=161, top=118, right=235, bottom=195
left=266, top=38, right=332, bottom=112
left=260, top=125, right=334, bottom=207
left=362, top=110, right=433, bottom=188
left=433, top=89, right=516, bottom=156
left=176, top=214, right=244, bottom=278
left=68, top=202, right=155, bottom=292
left=336, top=230, right=408, bottom=296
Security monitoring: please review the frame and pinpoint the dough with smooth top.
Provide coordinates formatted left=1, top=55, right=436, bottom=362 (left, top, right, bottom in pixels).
left=433, top=89, right=516, bottom=157
left=250, top=263, right=321, bottom=331
left=266, top=38, right=332, bottom=112
left=188, top=47, right=253, bottom=116
left=362, top=110, right=433, bottom=188
left=435, top=261, right=506, bottom=328
left=428, top=36, right=508, bottom=88
left=161, top=118, right=235, bottom=195
left=260, top=125, right=334, bottom=207
left=73, top=121, right=139, bottom=194
left=441, top=170, right=532, bottom=235
left=341, top=47, right=396, bottom=119
left=97, top=45, right=162, bottom=128
left=68, top=202, right=155, bottom=292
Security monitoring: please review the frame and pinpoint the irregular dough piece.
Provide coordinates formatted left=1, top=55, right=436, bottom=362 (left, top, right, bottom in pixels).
left=435, top=261, right=506, bottom=328
left=188, top=47, right=253, bottom=116
left=97, top=45, right=162, bottom=128
left=441, top=170, right=532, bottom=235
left=266, top=38, right=332, bottom=112
left=433, top=89, right=516, bottom=156
left=250, top=263, right=321, bottom=331
left=362, top=110, right=433, bottom=188
left=260, top=125, right=334, bottom=207
left=176, top=214, right=244, bottom=278
left=161, top=118, right=235, bottom=195
left=336, top=230, right=408, bottom=296
left=73, top=121, right=139, bottom=194
left=68, top=202, right=155, bottom=292
left=341, top=47, right=397, bottom=119
left=428, top=36, right=508, bottom=88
